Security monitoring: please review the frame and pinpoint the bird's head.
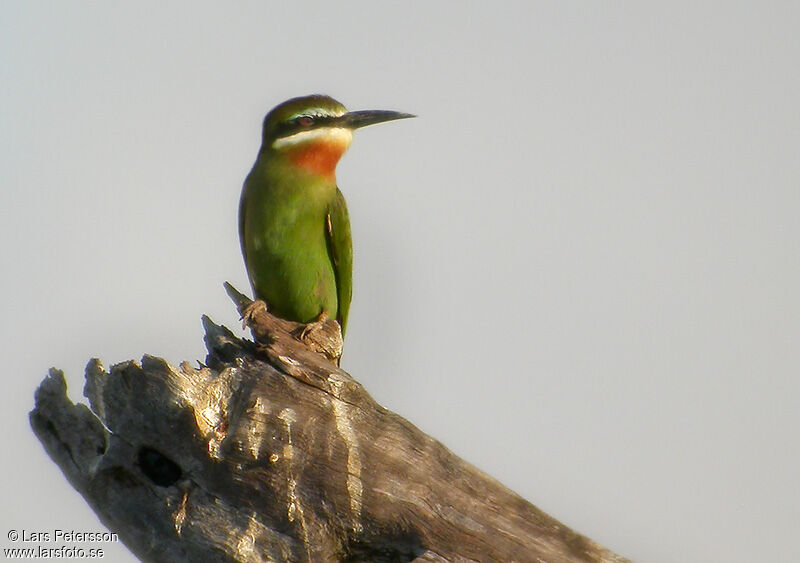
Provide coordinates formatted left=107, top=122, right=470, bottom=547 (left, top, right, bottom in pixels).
left=261, top=94, right=414, bottom=179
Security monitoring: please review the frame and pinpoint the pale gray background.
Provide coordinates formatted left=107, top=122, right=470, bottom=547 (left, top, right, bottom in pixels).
left=2, top=2, right=798, bottom=562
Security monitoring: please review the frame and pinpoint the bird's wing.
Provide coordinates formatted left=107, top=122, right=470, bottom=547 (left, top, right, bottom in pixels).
left=326, top=188, right=353, bottom=336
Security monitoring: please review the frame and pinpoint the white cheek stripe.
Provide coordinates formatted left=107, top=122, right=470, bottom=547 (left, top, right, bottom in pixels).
left=272, top=127, right=353, bottom=149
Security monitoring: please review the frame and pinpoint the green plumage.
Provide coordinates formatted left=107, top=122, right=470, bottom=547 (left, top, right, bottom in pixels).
left=239, top=94, right=412, bottom=343
left=239, top=158, right=353, bottom=333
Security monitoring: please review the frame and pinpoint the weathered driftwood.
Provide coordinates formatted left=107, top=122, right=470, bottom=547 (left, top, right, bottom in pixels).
left=30, top=285, right=629, bottom=562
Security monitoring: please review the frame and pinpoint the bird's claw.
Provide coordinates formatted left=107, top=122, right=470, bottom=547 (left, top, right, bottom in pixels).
left=296, top=312, right=330, bottom=341
left=241, top=300, right=268, bottom=330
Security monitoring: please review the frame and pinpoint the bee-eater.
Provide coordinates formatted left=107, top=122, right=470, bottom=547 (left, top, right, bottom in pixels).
left=239, top=94, right=413, bottom=342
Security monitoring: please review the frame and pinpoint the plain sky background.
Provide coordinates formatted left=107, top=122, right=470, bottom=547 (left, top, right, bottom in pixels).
left=2, top=2, right=799, bottom=562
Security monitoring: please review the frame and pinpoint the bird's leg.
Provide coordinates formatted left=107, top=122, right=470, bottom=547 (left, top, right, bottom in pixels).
left=296, top=311, right=331, bottom=341
left=240, top=299, right=268, bottom=330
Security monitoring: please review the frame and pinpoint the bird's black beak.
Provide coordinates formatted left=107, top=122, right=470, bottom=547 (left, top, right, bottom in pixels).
left=337, top=110, right=415, bottom=130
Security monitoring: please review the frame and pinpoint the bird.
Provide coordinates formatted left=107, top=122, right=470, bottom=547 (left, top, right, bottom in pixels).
left=239, top=94, right=413, bottom=349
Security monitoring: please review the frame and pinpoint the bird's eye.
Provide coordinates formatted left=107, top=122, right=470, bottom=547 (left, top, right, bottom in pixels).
left=295, top=116, right=314, bottom=127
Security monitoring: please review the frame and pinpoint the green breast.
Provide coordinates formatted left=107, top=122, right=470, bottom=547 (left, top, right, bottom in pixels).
left=241, top=163, right=339, bottom=324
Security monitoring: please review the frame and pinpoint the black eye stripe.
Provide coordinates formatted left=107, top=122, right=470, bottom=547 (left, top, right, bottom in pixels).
left=274, top=114, right=338, bottom=139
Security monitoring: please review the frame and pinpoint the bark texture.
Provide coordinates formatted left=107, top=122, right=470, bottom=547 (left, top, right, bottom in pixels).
left=29, top=285, right=630, bottom=563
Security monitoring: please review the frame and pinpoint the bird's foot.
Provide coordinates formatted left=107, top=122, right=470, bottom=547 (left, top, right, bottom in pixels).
left=241, top=299, right=268, bottom=330
left=290, top=312, right=343, bottom=364
left=295, top=312, right=331, bottom=342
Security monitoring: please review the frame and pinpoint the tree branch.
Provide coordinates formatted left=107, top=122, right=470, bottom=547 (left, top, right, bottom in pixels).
left=30, top=284, right=629, bottom=562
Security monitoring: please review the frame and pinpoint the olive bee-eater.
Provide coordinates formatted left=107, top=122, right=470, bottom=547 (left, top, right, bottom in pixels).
left=239, top=94, right=413, bottom=343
